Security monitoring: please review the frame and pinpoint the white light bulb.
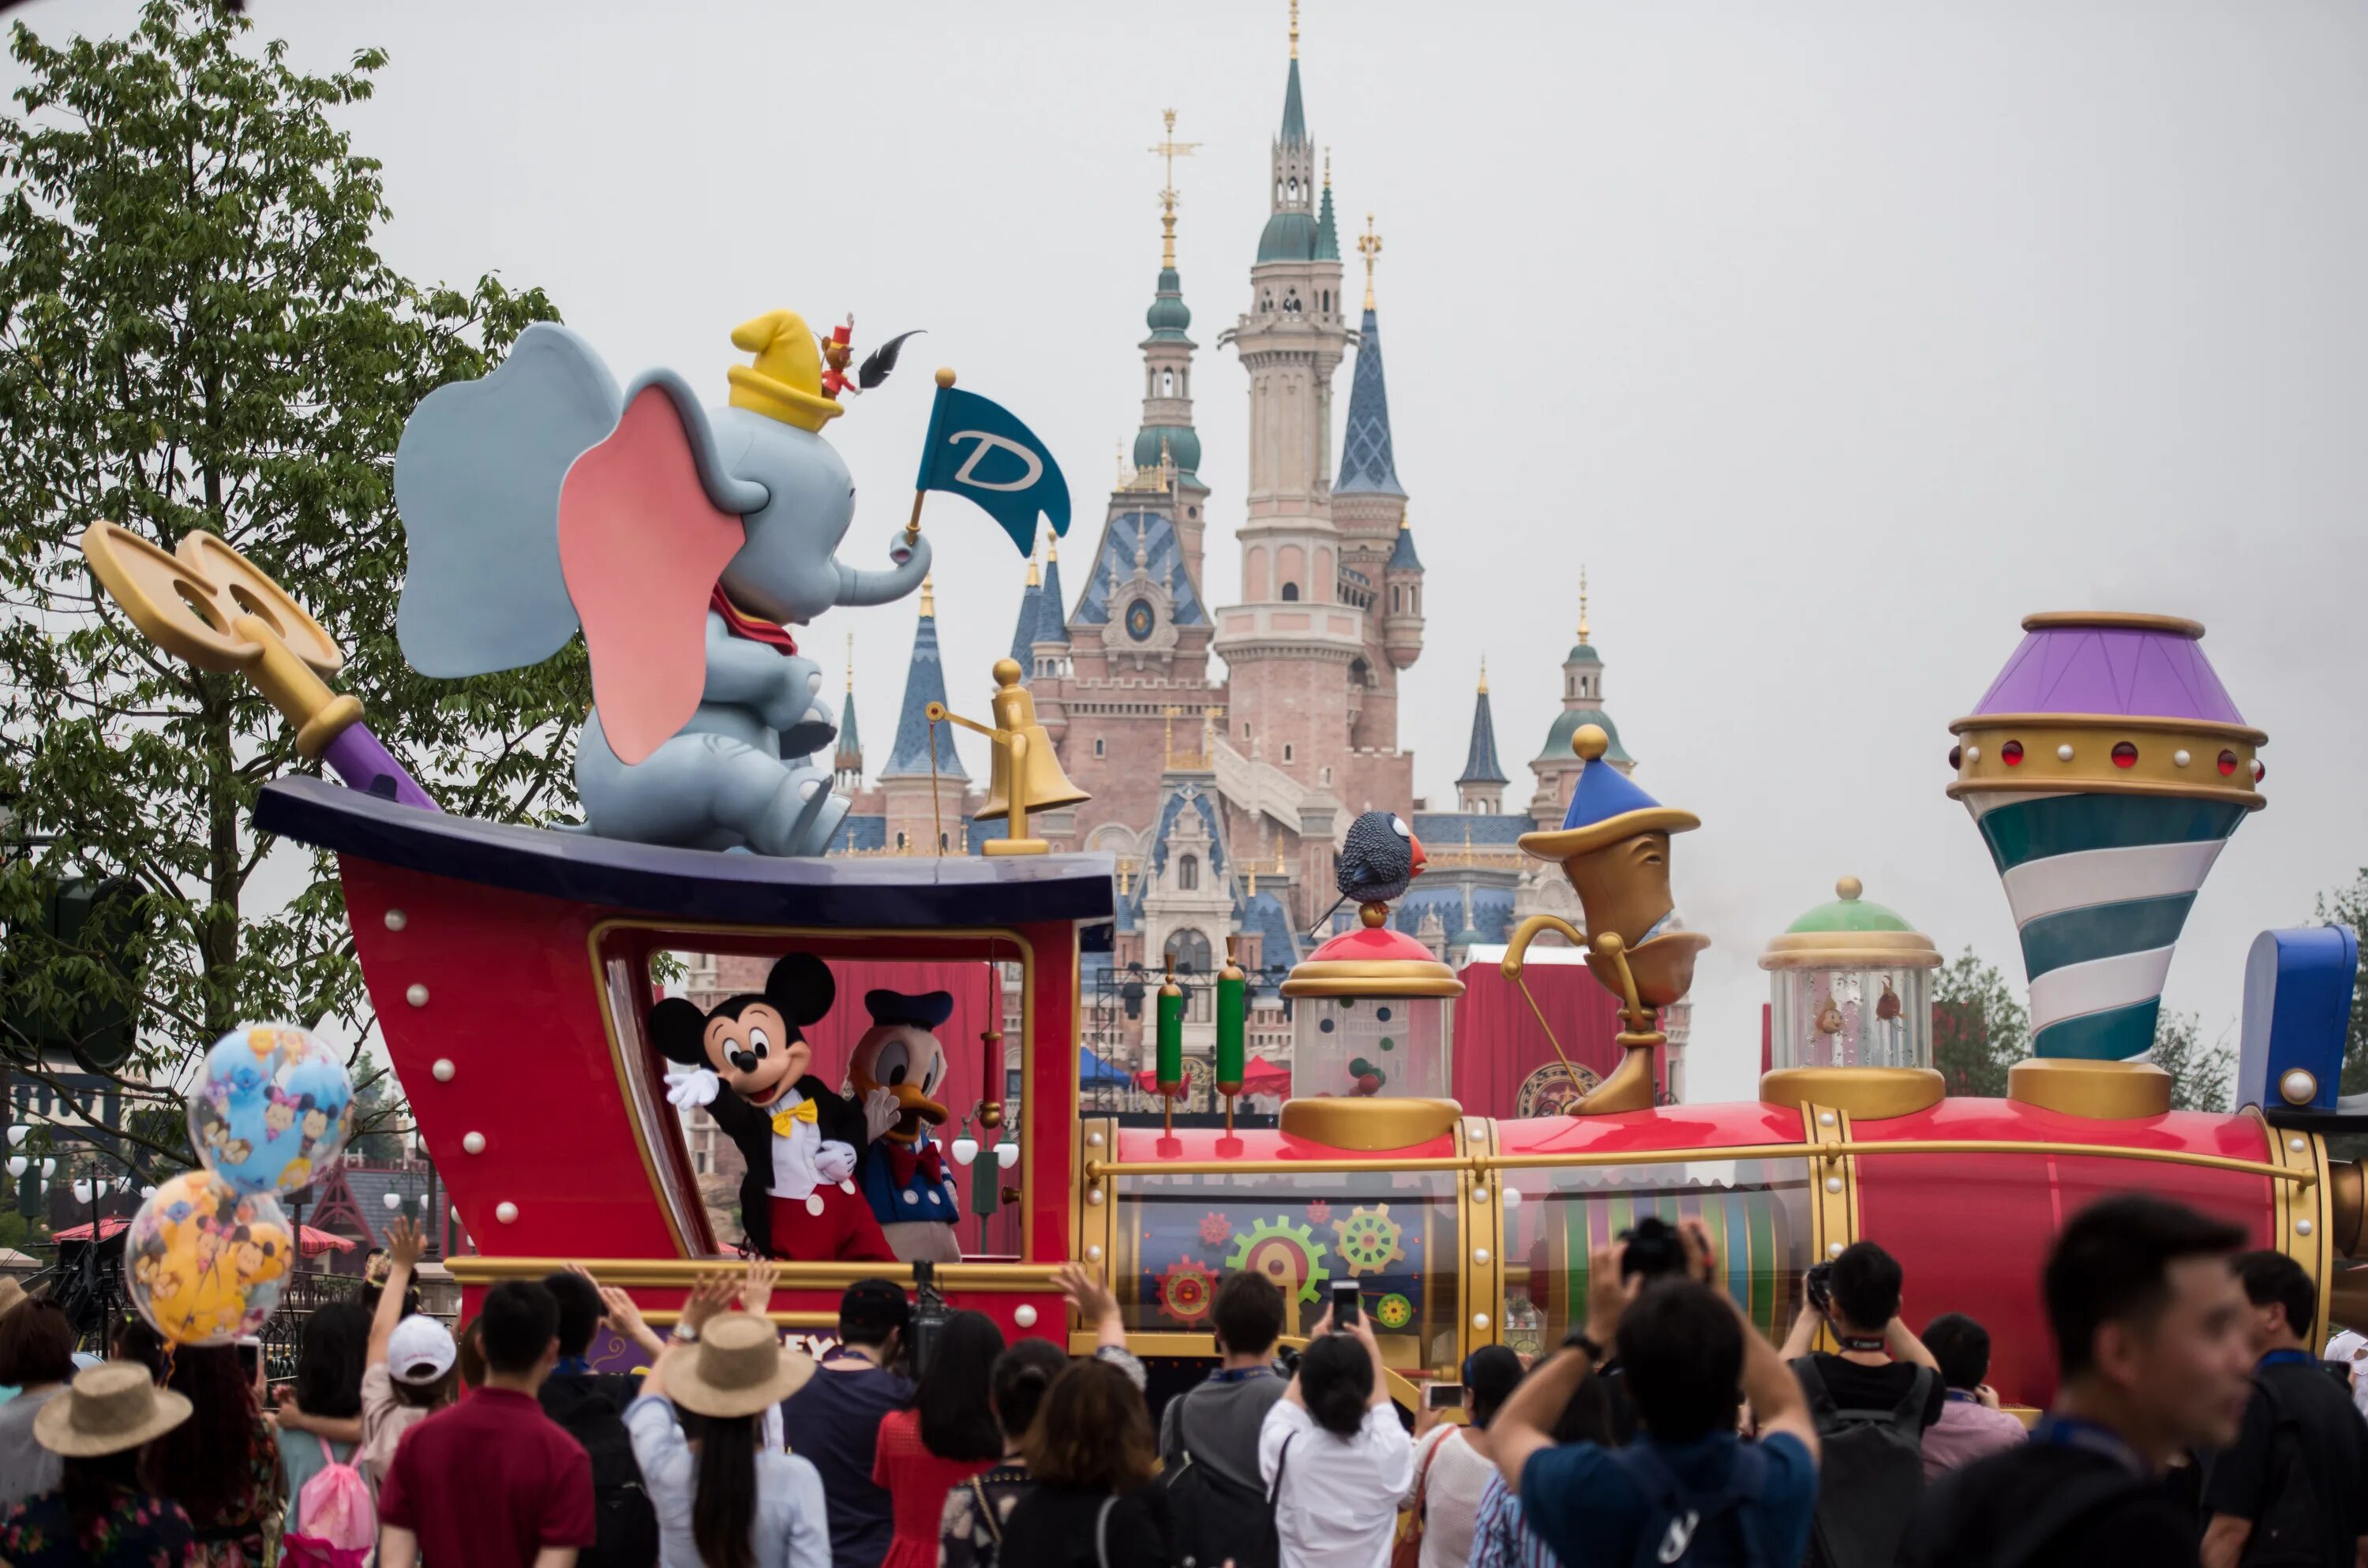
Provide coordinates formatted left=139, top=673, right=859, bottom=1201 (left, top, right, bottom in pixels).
left=382, top=1192, right=403, bottom=1211
left=1499, top=1186, right=1522, bottom=1209
left=951, top=1136, right=979, bottom=1166
left=39, top=1159, right=55, bottom=1177
left=140, top=1184, right=156, bottom=1199
left=6, top=1127, right=25, bottom=1148
left=5, top=1158, right=24, bottom=1178
left=995, top=1143, right=1020, bottom=1169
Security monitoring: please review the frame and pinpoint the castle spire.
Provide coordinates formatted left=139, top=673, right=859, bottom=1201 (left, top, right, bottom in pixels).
left=1034, top=530, right=1070, bottom=651
left=834, top=631, right=863, bottom=788
left=1008, top=546, right=1043, bottom=672
left=1139, top=108, right=1202, bottom=486
left=1280, top=2, right=1308, bottom=145
left=883, top=581, right=965, bottom=781
left=1314, top=150, right=1339, bottom=260
left=1459, top=667, right=1508, bottom=791
left=1578, top=566, right=1591, bottom=645
left=1336, top=217, right=1405, bottom=498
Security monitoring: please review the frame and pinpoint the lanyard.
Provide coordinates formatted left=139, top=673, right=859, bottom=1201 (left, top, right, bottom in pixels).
left=2257, top=1349, right=2317, bottom=1372
left=1208, top=1367, right=1272, bottom=1385
left=2032, top=1415, right=2145, bottom=1474
left=1945, top=1390, right=1982, bottom=1405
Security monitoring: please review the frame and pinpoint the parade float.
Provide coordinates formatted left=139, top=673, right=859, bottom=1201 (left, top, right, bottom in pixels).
left=77, top=312, right=2368, bottom=1410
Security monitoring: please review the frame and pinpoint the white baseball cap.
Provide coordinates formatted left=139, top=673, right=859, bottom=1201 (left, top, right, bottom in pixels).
left=388, top=1315, right=457, bottom=1385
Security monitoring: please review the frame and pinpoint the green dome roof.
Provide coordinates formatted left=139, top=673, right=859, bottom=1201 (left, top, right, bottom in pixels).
left=1133, top=425, right=1201, bottom=477
left=1534, top=707, right=1632, bottom=766
left=1145, top=266, right=1191, bottom=336
left=1784, top=878, right=1916, bottom=934
left=1257, top=211, right=1320, bottom=263
left=1566, top=642, right=1601, bottom=664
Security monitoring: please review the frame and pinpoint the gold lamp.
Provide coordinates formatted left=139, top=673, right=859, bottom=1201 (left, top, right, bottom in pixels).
left=928, top=660, right=1088, bottom=855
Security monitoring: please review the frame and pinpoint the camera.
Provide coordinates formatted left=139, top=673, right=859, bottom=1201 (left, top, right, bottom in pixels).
left=907, top=1261, right=953, bottom=1377
left=1617, top=1215, right=1688, bottom=1284
left=1805, top=1262, right=1834, bottom=1317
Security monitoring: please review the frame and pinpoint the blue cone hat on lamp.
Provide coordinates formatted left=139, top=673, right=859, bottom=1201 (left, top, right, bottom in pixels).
left=1947, top=612, right=2266, bottom=1117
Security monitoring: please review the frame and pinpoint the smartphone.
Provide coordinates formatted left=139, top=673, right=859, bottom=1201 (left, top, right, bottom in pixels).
left=1330, top=1278, right=1361, bottom=1328
left=235, top=1336, right=262, bottom=1383
left=1423, top=1383, right=1465, bottom=1411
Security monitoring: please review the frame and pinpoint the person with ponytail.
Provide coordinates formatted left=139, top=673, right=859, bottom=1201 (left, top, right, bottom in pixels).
left=938, top=1338, right=1066, bottom=1568
left=614, top=1263, right=828, bottom=1568
left=871, top=1310, right=1004, bottom=1568
left=1403, top=1347, right=1523, bottom=1568
left=1257, top=1306, right=1411, bottom=1568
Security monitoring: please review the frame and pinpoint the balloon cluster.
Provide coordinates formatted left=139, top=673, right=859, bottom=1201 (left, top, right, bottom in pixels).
left=126, top=1023, right=354, bottom=1346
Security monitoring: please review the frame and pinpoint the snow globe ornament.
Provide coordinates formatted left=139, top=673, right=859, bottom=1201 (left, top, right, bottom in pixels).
left=189, top=1022, right=355, bottom=1196
left=1758, top=877, right=1943, bottom=1117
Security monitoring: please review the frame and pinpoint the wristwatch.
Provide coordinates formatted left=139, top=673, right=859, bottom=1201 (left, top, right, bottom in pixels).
left=1561, top=1328, right=1604, bottom=1362
left=672, top=1323, right=700, bottom=1345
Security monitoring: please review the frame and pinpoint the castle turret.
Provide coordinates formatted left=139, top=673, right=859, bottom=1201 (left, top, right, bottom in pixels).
left=1030, top=533, right=1071, bottom=744
left=1008, top=552, right=1043, bottom=672
left=1457, top=661, right=1508, bottom=814
left=1139, top=108, right=1211, bottom=596
left=833, top=632, right=864, bottom=792
left=881, top=578, right=969, bottom=853
left=1530, top=571, right=1637, bottom=829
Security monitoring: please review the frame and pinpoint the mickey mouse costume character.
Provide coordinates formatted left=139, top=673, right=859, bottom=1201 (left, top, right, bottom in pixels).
left=650, top=953, right=901, bottom=1262
left=845, top=990, right=963, bottom=1263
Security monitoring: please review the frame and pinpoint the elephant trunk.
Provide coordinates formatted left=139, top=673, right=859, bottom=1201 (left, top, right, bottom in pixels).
left=834, top=533, right=933, bottom=608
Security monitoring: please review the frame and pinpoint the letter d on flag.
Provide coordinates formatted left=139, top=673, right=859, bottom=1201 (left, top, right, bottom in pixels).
left=912, top=382, right=1070, bottom=556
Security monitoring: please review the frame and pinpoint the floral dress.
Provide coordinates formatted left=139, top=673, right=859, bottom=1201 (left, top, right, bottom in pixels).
left=0, top=1488, right=197, bottom=1568
left=175, top=1416, right=280, bottom=1568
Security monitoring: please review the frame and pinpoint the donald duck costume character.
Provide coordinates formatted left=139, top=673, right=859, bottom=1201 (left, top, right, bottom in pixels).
left=846, top=990, right=965, bottom=1262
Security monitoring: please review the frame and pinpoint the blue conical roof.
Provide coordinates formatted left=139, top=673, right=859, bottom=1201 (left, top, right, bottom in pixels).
left=1007, top=575, right=1041, bottom=669
left=1388, top=520, right=1422, bottom=570
left=1336, top=305, right=1404, bottom=496
left=1561, top=752, right=1664, bottom=834
left=883, top=601, right=967, bottom=780
left=1036, top=552, right=1070, bottom=646
left=1459, top=687, right=1507, bottom=786
left=1281, top=57, right=1307, bottom=144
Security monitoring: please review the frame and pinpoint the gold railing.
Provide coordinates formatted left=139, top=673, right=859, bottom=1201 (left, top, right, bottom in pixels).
left=444, top=1257, right=1065, bottom=1291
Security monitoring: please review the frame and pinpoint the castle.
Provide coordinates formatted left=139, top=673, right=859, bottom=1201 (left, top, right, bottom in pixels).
left=749, top=11, right=1674, bottom=1108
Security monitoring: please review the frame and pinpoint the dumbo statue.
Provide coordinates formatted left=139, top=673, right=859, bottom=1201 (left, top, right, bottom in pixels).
left=392, top=311, right=932, bottom=855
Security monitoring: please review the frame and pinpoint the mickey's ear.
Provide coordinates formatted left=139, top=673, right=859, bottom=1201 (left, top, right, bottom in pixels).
left=648, top=997, right=712, bottom=1066
left=766, top=952, right=837, bottom=1029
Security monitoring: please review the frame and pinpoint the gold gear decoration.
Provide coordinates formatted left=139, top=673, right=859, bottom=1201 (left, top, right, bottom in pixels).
left=1156, top=1257, right=1218, bottom=1326
left=1329, top=1203, right=1407, bottom=1278
left=1228, top=1217, right=1331, bottom=1303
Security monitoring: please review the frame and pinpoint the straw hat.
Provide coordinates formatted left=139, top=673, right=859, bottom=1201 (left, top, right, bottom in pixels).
left=35, top=1362, right=193, bottom=1457
left=0, top=1277, right=28, bottom=1320
left=666, top=1313, right=815, bottom=1419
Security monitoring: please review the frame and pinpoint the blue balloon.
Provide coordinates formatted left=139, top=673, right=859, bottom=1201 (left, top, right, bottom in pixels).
left=188, top=1024, right=355, bottom=1197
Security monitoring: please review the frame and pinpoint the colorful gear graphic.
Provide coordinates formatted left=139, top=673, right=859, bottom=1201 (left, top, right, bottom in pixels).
left=1157, top=1257, right=1217, bottom=1326
left=1306, top=1199, right=1332, bottom=1226
left=1227, top=1217, right=1331, bottom=1303
left=1373, top=1293, right=1414, bottom=1330
left=1330, top=1203, right=1407, bottom=1277
left=1197, top=1212, right=1234, bottom=1248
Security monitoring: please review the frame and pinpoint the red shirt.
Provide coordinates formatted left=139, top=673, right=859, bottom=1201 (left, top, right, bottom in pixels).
left=871, top=1407, right=994, bottom=1568
left=378, top=1387, right=596, bottom=1568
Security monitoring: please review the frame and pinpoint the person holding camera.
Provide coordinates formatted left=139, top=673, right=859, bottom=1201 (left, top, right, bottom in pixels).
left=778, top=1280, right=913, bottom=1568
left=1257, top=1293, right=1414, bottom=1568
left=1403, top=1346, right=1522, bottom=1568
left=1489, top=1218, right=1822, bottom=1567
left=1159, top=1269, right=1287, bottom=1568
left=1778, top=1241, right=1943, bottom=1568
left=1917, top=1315, right=2025, bottom=1480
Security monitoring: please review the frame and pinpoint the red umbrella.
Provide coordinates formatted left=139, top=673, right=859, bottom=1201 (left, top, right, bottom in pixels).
left=298, top=1225, right=358, bottom=1257
left=1240, top=1057, right=1292, bottom=1098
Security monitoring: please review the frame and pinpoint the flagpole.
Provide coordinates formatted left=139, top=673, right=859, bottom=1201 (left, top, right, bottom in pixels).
left=909, top=367, right=957, bottom=544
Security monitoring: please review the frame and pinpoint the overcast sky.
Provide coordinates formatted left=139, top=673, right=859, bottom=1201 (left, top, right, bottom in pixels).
left=15, top=0, right=2368, bottom=1105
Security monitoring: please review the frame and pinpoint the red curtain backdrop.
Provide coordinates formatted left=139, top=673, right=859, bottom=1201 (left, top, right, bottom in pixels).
left=1450, top=960, right=1665, bottom=1117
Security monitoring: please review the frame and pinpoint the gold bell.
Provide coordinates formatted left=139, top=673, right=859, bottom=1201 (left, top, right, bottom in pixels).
left=929, top=659, right=1088, bottom=855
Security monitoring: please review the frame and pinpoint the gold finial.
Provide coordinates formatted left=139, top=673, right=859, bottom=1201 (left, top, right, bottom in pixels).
left=1289, top=0, right=1299, bottom=58
left=1026, top=558, right=1040, bottom=588
left=1478, top=656, right=1488, bottom=694
left=1115, top=441, right=1130, bottom=488
left=920, top=575, right=935, bottom=619
left=1358, top=213, right=1381, bottom=312
left=1150, top=108, right=1199, bottom=272
left=1047, top=531, right=1058, bottom=563
left=1399, top=504, right=1410, bottom=530
left=1276, top=839, right=1287, bottom=875
left=845, top=631, right=854, bottom=693
left=1577, top=565, right=1590, bottom=643
left=1324, top=148, right=1332, bottom=190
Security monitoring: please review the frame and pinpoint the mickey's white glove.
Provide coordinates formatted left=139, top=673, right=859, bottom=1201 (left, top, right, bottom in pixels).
left=815, top=1141, right=858, bottom=1184
left=862, top=1087, right=902, bottom=1143
left=665, top=1067, right=721, bottom=1110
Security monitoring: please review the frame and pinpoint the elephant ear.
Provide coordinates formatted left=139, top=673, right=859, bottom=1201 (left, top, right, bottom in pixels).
left=558, top=374, right=760, bottom=765
left=395, top=323, right=622, bottom=677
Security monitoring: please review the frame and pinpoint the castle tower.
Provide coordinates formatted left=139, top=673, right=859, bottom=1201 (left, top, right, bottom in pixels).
left=1333, top=211, right=1422, bottom=752
left=1030, top=532, right=1071, bottom=747
left=833, top=632, right=864, bottom=793
left=1139, top=108, right=1212, bottom=594
left=880, top=578, right=969, bottom=854
left=1530, top=571, right=1638, bottom=829
left=1007, top=550, right=1042, bottom=672
left=1216, top=3, right=1374, bottom=808
left=1458, top=661, right=1508, bottom=814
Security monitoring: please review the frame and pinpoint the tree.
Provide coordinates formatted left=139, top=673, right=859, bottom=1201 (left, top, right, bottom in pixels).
left=1931, top=949, right=2031, bottom=1098
left=346, top=1068, right=405, bottom=1162
left=0, top=2, right=578, bottom=1175
left=2314, top=869, right=2368, bottom=1096
left=2150, top=1008, right=2236, bottom=1113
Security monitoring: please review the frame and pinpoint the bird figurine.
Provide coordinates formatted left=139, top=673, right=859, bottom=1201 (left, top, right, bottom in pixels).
left=1312, top=811, right=1428, bottom=934
left=1874, top=975, right=1903, bottom=1022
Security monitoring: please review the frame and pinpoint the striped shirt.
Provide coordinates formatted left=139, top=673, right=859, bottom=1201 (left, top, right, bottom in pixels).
left=1468, top=1472, right=1560, bottom=1568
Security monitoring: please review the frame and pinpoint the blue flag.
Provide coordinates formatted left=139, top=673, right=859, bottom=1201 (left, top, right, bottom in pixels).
left=913, top=384, right=1070, bottom=556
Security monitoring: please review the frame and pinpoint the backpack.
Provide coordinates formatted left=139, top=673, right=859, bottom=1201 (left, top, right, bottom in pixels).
left=1164, top=1403, right=1282, bottom=1568
left=1793, top=1358, right=1935, bottom=1568
left=281, top=1436, right=373, bottom=1568
left=1606, top=1439, right=1773, bottom=1567
left=543, top=1375, right=661, bottom=1568
left=2239, top=1375, right=2329, bottom=1568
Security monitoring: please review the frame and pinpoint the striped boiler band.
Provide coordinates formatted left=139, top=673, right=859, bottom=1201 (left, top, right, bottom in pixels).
left=1962, top=790, right=2249, bottom=1061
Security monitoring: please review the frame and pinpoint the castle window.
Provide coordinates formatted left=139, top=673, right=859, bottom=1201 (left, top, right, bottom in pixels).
left=1178, top=855, right=1199, bottom=891
left=1161, top=369, right=1175, bottom=396
left=1288, top=177, right=1300, bottom=202
left=1321, top=290, right=1331, bottom=312
left=1321, top=766, right=1333, bottom=785
left=1094, top=737, right=1105, bottom=758
left=895, top=831, right=908, bottom=850
left=1280, top=582, right=1300, bottom=601
left=1242, top=721, right=1251, bottom=739
left=1283, top=744, right=1295, bottom=763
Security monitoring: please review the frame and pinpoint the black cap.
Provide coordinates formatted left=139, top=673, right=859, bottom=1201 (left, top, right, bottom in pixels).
left=839, top=1278, right=912, bottom=1334
left=864, top=989, right=955, bottom=1031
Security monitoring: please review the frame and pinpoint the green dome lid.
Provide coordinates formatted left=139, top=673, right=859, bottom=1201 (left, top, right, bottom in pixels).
left=1257, top=211, right=1319, bottom=263
left=1146, top=267, right=1191, bottom=335
left=1535, top=706, right=1632, bottom=767
left=1760, top=878, right=1941, bottom=971
left=1133, top=425, right=1201, bottom=477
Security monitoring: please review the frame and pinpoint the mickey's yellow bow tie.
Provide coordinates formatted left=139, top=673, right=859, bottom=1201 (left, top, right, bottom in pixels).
left=770, top=1098, right=819, bottom=1137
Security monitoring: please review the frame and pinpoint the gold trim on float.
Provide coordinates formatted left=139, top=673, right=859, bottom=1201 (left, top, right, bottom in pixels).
left=583, top=919, right=1036, bottom=1261
left=643, top=1310, right=839, bottom=1330
left=1084, top=1140, right=2310, bottom=1184
left=2007, top=1057, right=2171, bottom=1120
left=1946, top=712, right=2264, bottom=743
left=1278, top=1098, right=1463, bottom=1151
left=2253, top=1108, right=2332, bottom=1344
left=1279, top=960, right=1465, bottom=998
left=1761, top=1068, right=1946, bottom=1121
left=444, top=1256, right=1071, bottom=1290
left=2019, top=611, right=2205, bottom=638
left=1758, top=931, right=1942, bottom=970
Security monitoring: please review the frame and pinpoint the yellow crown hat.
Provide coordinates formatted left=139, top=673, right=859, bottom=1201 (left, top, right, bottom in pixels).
left=726, top=310, right=844, bottom=432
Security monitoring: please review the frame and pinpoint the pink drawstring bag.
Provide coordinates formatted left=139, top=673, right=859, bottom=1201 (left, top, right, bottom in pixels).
left=282, top=1435, right=374, bottom=1568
